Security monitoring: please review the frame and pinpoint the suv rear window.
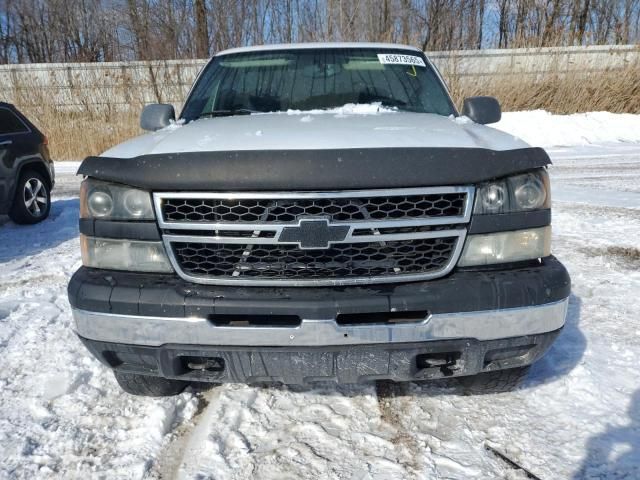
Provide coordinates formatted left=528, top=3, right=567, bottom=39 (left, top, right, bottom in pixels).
left=182, top=48, right=455, bottom=121
left=0, top=108, right=29, bottom=135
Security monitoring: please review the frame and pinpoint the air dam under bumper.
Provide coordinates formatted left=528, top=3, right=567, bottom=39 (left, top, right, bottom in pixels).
left=79, top=330, right=562, bottom=384
left=69, top=256, right=570, bottom=384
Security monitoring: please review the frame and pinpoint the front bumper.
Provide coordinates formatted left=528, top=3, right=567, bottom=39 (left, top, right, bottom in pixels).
left=68, top=257, right=570, bottom=384
left=72, top=299, right=568, bottom=347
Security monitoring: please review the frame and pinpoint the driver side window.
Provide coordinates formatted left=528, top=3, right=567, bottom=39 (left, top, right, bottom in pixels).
left=0, top=108, right=29, bottom=135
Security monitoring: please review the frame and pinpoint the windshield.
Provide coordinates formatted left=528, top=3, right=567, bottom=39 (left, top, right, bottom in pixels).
left=181, top=48, right=456, bottom=121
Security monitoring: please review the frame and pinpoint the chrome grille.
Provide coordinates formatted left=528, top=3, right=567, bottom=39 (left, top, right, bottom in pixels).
left=172, top=237, right=458, bottom=279
left=162, top=193, right=467, bottom=223
left=154, top=187, right=474, bottom=286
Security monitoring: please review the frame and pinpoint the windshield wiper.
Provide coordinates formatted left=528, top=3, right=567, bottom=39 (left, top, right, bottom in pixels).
left=196, top=109, right=256, bottom=119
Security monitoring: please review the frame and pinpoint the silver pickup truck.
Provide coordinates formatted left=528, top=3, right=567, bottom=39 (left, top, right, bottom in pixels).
left=68, top=43, right=570, bottom=396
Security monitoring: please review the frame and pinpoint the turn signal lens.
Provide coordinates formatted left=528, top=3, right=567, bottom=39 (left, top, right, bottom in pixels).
left=458, top=227, right=551, bottom=267
left=80, top=235, right=173, bottom=273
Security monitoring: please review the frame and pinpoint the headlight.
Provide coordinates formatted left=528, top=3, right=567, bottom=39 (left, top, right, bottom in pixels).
left=458, top=227, right=551, bottom=267
left=474, top=169, right=550, bottom=214
left=512, top=172, right=547, bottom=210
left=87, top=189, right=113, bottom=217
left=80, top=235, right=173, bottom=273
left=80, top=179, right=154, bottom=220
left=477, top=181, right=507, bottom=213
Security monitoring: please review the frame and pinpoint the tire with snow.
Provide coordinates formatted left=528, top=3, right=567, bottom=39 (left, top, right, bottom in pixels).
left=457, top=366, right=531, bottom=395
left=114, top=371, right=188, bottom=397
left=9, top=170, right=51, bottom=224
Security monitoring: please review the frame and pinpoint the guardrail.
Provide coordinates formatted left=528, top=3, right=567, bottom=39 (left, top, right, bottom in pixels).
left=430, top=44, right=639, bottom=77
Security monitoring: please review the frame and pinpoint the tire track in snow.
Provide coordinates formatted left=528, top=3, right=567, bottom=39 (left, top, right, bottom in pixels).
left=149, top=386, right=222, bottom=479
left=375, top=381, right=424, bottom=477
left=166, top=385, right=260, bottom=479
left=152, top=382, right=416, bottom=479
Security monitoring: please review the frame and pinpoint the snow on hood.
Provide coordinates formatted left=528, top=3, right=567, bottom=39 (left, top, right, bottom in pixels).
left=284, top=102, right=398, bottom=116
left=101, top=107, right=529, bottom=158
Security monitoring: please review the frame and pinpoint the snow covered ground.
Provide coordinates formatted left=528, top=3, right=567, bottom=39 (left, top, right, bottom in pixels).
left=1, top=112, right=639, bottom=479
left=495, top=110, right=640, bottom=147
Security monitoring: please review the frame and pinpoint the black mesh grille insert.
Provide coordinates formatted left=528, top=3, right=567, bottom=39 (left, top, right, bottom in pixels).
left=162, top=193, right=466, bottom=223
left=172, top=237, right=458, bottom=280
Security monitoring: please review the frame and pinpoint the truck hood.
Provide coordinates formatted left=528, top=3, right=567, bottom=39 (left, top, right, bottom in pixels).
left=102, top=111, right=528, bottom=158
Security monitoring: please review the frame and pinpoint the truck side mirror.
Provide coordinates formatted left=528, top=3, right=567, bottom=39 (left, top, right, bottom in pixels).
left=140, top=104, right=175, bottom=131
left=462, top=96, right=501, bottom=124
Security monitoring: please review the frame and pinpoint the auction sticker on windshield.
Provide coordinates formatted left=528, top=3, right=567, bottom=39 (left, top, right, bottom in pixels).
left=377, top=53, right=426, bottom=67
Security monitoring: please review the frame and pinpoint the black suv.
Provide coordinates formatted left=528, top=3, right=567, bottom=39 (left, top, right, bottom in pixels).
left=0, top=102, right=55, bottom=224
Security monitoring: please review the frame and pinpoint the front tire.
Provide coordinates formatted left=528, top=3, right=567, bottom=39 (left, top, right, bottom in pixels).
left=114, top=371, right=189, bottom=397
left=9, top=170, right=51, bottom=224
left=457, top=366, right=531, bottom=395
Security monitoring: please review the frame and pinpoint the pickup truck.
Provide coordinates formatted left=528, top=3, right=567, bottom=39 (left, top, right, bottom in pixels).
left=68, top=43, right=570, bottom=396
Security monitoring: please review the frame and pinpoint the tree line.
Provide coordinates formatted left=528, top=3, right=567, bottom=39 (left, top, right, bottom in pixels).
left=1, top=0, right=639, bottom=64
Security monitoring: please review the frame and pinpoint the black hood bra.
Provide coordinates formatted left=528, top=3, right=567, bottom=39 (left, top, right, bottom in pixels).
left=78, top=147, right=551, bottom=190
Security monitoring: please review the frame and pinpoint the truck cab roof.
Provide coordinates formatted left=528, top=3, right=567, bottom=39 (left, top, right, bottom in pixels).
left=215, top=42, right=422, bottom=57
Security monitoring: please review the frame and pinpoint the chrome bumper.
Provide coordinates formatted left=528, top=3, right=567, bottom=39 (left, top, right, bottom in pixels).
left=72, top=297, right=568, bottom=348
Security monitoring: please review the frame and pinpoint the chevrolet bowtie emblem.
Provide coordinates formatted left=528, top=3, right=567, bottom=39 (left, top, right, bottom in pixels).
left=278, top=219, right=350, bottom=249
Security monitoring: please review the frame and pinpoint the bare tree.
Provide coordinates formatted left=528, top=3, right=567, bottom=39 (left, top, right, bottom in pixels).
left=127, top=0, right=151, bottom=60
left=498, top=0, right=511, bottom=47
left=541, top=0, right=564, bottom=46
left=1, top=0, right=639, bottom=63
left=195, top=0, right=209, bottom=57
